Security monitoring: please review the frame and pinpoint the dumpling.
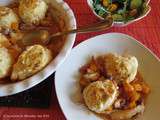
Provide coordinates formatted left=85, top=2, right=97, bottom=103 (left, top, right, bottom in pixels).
left=0, top=47, right=13, bottom=79
left=11, top=45, right=52, bottom=81
left=0, top=6, right=19, bottom=29
left=19, top=0, right=48, bottom=24
left=83, top=80, right=118, bottom=113
left=104, top=53, right=138, bottom=83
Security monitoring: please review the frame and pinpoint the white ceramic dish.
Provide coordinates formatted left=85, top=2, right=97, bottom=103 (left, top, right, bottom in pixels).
left=87, top=0, right=151, bottom=26
left=55, top=33, right=160, bottom=120
left=0, top=0, right=76, bottom=97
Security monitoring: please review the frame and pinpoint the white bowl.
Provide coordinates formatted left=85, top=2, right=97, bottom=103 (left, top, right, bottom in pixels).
left=87, top=0, right=151, bottom=26
left=0, top=0, right=76, bottom=97
left=55, top=33, right=160, bottom=120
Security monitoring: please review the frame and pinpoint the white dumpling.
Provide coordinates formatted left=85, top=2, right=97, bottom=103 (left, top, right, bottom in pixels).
left=11, top=45, right=52, bottom=81
left=19, top=0, right=48, bottom=24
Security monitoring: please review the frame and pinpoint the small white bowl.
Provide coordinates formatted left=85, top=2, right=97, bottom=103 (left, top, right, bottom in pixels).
left=0, top=0, right=76, bottom=97
left=87, top=0, right=151, bottom=26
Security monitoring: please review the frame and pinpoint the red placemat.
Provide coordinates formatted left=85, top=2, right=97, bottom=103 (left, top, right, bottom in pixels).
left=0, top=0, right=160, bottom=120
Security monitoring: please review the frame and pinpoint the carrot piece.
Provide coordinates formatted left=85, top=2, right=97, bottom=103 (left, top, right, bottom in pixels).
left=11, top=22, right=19, bottom=30
left=133, top=84, right=142, bottom=92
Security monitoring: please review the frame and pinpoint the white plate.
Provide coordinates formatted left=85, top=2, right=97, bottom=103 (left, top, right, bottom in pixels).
left=0, top=0, right=76, bottom=97
left=55, top=33, right=160, bottom=120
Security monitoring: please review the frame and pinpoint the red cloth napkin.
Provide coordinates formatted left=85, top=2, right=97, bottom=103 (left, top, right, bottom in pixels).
left=0, top=0, right=159, bottom=120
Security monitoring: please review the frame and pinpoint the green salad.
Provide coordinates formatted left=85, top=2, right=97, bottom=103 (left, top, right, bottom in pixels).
left=92, top=0, right=147, bottom=22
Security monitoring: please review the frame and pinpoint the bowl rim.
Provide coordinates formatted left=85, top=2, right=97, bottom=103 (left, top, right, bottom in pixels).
left=0, top=0, right=77, bottom=97
left=87, top=0, right=151, bottom=26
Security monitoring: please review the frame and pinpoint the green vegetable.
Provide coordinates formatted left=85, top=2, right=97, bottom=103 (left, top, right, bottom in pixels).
left=117, top=0, right=130, bottom=22
left=93, top=0, right=101, bottom=5
left=117, top=9, right=125, bottom=14
left=98, top=9, right=107, bottom=17
left=112, top=14, right=124, bottom=21
left=130, top=0, right=143, bottom=9
left=93, top=1, right=111, bottom=17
